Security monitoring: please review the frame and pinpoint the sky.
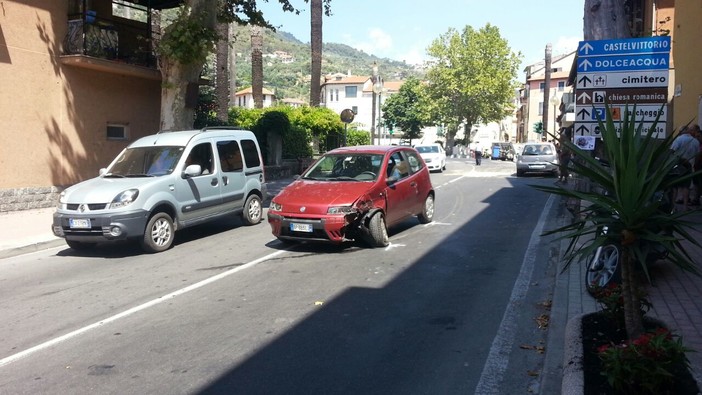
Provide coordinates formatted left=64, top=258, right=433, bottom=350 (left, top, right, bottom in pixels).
left=259, top=0, right=585, bottom=74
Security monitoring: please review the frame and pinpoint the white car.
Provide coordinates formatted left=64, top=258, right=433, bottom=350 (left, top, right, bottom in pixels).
left=414, top=143, right=446, bottom=172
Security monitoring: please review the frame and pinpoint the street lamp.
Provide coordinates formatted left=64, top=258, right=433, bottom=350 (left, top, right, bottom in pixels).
left=370, top=62, right=379, bottom=145
left=374, top=82, right=385, bottom=143
left=550, top=93, right=560, bottom=140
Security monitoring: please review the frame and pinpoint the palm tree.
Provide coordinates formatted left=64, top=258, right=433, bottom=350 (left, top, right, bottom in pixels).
left=250, top=25, right=264, bottom=109
left=309, top=0, right=322, bottom=106
left=215, top=22, right=230, bottom=122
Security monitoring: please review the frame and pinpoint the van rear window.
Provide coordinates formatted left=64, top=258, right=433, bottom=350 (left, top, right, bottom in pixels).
left=241, top=139, right=261, bottom=168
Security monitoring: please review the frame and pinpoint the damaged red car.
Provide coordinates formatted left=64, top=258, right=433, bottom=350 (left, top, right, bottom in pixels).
left=267, top=145, right=435, bottom=247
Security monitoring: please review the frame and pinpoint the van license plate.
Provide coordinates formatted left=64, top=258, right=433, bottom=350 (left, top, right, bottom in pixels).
left=530, top=165, right=545, bottom=169
left=290, top=223, right=313, bottom=232
left=69, top=218, right=91, bottom=229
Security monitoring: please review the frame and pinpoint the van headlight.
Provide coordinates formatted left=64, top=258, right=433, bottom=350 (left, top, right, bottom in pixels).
left=57, top=191, right=67, bottom=209
left=109, top=189, right=139, bottom=209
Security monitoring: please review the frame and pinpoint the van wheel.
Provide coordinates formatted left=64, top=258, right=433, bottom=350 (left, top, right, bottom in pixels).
left=418, top=194, right=434, bottom=224
left=242, top=195, right=262, bottom=225
left=141, top=212, right=174, bottom=253
left=366, top=212, right=389, bottom=248
left=66, top=240, right=96, bottom=251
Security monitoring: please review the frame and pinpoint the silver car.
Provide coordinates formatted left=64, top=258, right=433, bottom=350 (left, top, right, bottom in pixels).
left=516, top=142, right=559, bottom=177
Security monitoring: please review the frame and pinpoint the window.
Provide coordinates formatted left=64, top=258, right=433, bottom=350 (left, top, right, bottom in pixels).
left=185, top=143, right=214, bottom=175
left=345, top=86, right=358, bottom=98
left=335, top=89, right=339, bottom=101
left=112, top=0, right=148, bottom=22
left=558, top=81, right=565, bottom=91
left=387, top=152, right=410, bottom=179
left=352, top=106, right=358, bottom=114
left=217, top=140, right=243, bottom=172
left=107, top=124, right=128, bottom=140
left=329, top=90, right=334, bottom=102
left=539, top=82, right=545, bottom=91
left=538, top=102, right=544, bottom=115
left=241, top=139, right=261, bottom=168
left=405, top=151, right=423, bottom=174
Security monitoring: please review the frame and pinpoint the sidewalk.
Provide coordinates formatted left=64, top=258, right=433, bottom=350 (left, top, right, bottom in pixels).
left=0, top=178, right=294, bottom=260
left=540, top=191, right=702, bottom=393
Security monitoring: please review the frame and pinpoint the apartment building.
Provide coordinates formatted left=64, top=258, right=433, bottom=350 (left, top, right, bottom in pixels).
left=0, top=0, right=176, bottom=212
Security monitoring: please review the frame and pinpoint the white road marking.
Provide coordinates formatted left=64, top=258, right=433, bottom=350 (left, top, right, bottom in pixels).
left=384, top=243, right=405, bottom=251
left=0, top=249, right=288, bottom=368
left=474, top=194, right=556, bottom=394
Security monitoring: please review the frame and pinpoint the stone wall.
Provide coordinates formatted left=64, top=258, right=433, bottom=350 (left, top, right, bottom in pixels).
left=0, top=186, right=62, bottom=213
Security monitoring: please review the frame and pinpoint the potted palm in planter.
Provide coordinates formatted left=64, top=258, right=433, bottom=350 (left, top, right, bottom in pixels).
left=534, top=103, right=700, bottom=393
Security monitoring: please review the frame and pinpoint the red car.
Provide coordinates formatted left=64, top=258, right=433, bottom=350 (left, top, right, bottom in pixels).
left=267, top=145, right=435, bottom=247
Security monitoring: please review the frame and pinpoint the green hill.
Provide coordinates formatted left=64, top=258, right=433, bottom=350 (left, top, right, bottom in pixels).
left=227, top=26, right=425, bottom=102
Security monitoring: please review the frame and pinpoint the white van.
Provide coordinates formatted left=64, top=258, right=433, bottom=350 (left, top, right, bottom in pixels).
left=52, top=127, right=267, bottom=253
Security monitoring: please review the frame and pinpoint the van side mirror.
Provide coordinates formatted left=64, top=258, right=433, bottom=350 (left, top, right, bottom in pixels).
left=182, top=164, right=202, bottom=178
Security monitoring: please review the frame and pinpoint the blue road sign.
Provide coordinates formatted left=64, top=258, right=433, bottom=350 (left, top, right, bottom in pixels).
left=578, top=36, right=671, bottom=57
left=577, top=53, right=669, bottom=72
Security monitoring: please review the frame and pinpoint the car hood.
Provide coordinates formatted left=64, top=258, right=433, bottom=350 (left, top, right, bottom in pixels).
left=273, top=180, right=374, bottom=214
left=62, top=176, right=161, bottom=203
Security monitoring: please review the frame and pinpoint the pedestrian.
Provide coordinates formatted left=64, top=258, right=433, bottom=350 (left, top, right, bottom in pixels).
left=474, top=142, right=482, bottom=166
left=558, top=139, right=572, bottom=184
left=671, top=125, right=701, bottom=209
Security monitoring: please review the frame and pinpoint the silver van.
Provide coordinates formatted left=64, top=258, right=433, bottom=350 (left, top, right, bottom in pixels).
left=52, top=127, right=267, bottom=253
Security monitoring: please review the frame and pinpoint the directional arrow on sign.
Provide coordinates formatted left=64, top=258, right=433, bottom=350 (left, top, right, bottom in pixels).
left=579, top=42, right=594, bottom=55
left=577, top=108, right=591, bottom=120
left=579, top=59, right=593, bottom=72
left=578, top=75, right=592, bottom=88
left=576, top=124, right=590, bottom=135
left=577, top=91, right=591, bottom=104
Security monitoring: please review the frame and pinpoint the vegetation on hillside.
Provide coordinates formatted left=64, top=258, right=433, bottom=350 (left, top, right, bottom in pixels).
left=225, top=26, right=425, bottom=101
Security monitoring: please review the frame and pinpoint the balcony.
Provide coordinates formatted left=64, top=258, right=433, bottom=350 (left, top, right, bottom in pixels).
left=60, top=4, right=168, bottom=80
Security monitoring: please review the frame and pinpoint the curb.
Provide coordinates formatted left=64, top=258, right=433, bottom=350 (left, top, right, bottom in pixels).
left=0, top=238, right=65, bottom=260
left=562, top=313, right=586, bottom=395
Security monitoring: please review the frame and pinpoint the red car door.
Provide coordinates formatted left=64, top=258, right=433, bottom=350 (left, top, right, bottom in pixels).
left=383, top=150, right=417, bottom=226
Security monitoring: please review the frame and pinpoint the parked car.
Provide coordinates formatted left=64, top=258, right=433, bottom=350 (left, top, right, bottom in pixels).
left=515, top=142, right=559, bottom=177
left=52, top=127, right=266, bottom=253
left=267, top=145, right=435, bottom=247
left=413, top=143, right=446, bottom=172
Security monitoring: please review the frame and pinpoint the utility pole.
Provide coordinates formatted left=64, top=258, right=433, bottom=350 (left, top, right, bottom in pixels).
left=542, top=43, right=552, bottom=142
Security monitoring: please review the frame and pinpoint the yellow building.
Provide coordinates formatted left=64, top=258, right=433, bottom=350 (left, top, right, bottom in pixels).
left=672, top=2, right=702, bottom=129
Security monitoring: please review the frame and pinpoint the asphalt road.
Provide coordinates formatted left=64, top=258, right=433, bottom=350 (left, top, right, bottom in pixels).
left=0, top=157, right=565, bottom=395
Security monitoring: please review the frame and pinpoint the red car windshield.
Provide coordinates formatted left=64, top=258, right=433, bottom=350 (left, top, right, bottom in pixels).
left=302, top=153, right=384, bottom=181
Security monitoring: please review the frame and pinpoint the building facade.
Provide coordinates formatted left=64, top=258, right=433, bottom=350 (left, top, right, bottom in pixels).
left=518, top=52, right=576, bottom=143
left=232, top=87, right=276, bottom=108
left=0, top=0, right=174, bottom=212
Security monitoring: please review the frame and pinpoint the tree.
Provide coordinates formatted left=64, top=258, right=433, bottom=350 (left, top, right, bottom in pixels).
left=309, top=0, right=323, bottom=106
left=250, top=25, right=264, bottom=108
left=582, top=0, right=640, bottom=339
left=157, top=0, right=308, bottom=131
left=425, top=24, right=521, bottom=153
left=215, top=22, right=230, bottom=122
left=584, top=0, right=631, bottom=40
left=381, top=77, right=429, bottom=145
